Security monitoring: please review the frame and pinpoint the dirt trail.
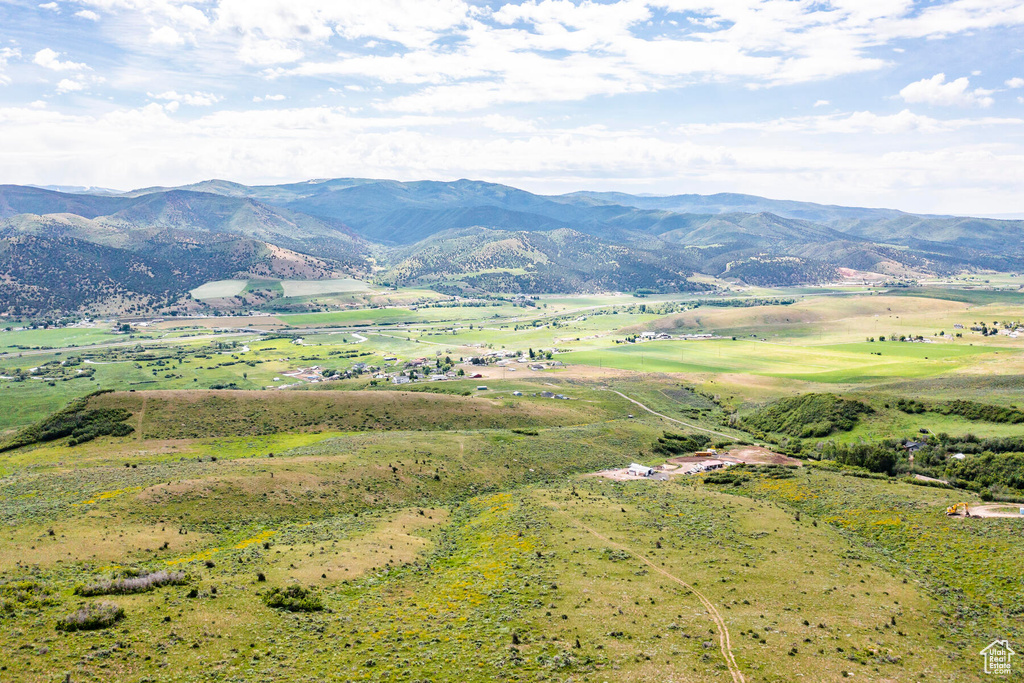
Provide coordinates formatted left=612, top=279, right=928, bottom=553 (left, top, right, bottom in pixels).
left=136, top=394, right=148, bottom=441
left=966, top=504, right=1024, bottom=519
left=603, top=389, right=739, bottom=441
left=552, top=505, right=745, bottom=683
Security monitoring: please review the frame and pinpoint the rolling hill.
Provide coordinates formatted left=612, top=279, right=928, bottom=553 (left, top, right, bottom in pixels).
left=1, top=179, right=1022, bottom=316
left=380, top=227, right=709, bottom=294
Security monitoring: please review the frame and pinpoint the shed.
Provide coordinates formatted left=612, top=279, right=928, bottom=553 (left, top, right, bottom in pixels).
left=628, top=463, right=654, bottom=477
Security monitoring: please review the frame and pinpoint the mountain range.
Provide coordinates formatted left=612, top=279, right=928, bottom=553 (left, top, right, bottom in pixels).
left=2, top=179, right=1022, bottom=316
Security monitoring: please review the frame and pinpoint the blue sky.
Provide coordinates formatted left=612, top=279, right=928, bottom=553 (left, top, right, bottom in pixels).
left=0, top=0, right=1023, bottom=215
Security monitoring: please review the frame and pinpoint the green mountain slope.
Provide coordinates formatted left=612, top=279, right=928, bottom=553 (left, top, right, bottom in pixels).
left=381, top=227, right=709, bottom=294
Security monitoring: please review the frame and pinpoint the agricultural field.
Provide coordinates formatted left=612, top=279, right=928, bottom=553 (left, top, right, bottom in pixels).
left=2, top=285, right=1024, bottom=681
left=279, top=279, right=374, bottom=297
left=189, top=280, right=250, bottom=300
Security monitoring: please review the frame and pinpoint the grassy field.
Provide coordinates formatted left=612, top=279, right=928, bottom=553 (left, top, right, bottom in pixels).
left=560, top=337, right=1008, bottom=383
left=0, top=327, right=123, bottom=352
left=280, top=278, right=373, bottom=297
left=189, top=279, right=249, bottom=300
left=2, top=287, right=1024, bottom=681
left=0, top=414, right=1013, bottom=681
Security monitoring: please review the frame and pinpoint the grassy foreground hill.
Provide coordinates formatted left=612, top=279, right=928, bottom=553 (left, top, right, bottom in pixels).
left=0, top=389, right=1014, bottom=682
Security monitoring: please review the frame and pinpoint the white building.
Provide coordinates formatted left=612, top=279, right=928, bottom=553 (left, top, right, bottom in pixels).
left=628, top=463, right=654, bottom=477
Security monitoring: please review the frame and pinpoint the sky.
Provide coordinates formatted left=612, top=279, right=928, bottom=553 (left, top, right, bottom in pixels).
left=0, top=0, right=1023, bottom=215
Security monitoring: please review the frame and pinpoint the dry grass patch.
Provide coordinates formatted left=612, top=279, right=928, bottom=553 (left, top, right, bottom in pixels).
left=0, top=521, right=212, bottom=572
left=264, top=508, right=448, bottom=586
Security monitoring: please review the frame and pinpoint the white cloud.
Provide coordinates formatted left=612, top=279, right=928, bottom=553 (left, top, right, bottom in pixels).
left=238, top=38, right=304, bottom=65
left=149, top=26, right=184, bottom=46
left=0, top=102, right=1022, bottom=215
left=6, top=1, right=1024, bottom=215
left=38, top=2, right=59, bottom=11
left=149, top=90, right=222, bottom=106
left=33, top=48, right=89, bottom=72
left=53, top=0, right=1024, bottom=113
left=899, top=73, right=994, bottom=108
left=56, top=78, right=86, bottom=93
left=0, top=47, right=19, bottom=86
left=75, top=10, right=101, bottom=21
left=217, top=0, right=470, bottom=49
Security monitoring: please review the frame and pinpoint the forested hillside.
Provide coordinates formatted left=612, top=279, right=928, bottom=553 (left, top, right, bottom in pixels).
left=2, top=179, right=1022, bottom=316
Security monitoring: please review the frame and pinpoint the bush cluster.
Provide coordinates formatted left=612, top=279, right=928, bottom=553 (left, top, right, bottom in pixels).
left=55, top=602, right=124, bottom=632
left=742, top=394, right=873, bottom=438
left=0, top=390, right=133, bottom=451
left=74, top=571, right=187, bottom=597
left=262, top=585, right=324, bottom=612
left=652, top=431, right=711, bottom=456
left=1, top=581, right=59, bottom=613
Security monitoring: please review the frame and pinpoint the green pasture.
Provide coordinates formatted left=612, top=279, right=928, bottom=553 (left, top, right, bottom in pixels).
left=281, top=304, right=521, bottom=327
left=560, top=337, right=1010, bottom=383
left=884, top=286, right=1024, bottom=306
left=0, top=327, right=122, bottom=352
left=242, top=279, right=284, bottom=296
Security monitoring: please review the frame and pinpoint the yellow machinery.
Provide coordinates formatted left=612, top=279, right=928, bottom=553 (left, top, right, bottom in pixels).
left=946, top=502, right=970, bottom=517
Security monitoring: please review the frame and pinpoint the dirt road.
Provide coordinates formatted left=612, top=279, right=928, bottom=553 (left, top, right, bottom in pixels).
left=965, top=504, right=1024, bottom=519
left=552, top=505, right=745, bottom=683
left=603, top=389, right=739, bottom=441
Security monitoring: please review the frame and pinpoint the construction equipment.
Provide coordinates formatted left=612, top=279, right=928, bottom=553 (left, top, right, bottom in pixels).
left=946, top=502, right=971, bottom=517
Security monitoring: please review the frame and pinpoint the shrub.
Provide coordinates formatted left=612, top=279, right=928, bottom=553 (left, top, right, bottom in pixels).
left=651, top=431, right=711, bottom=456
left=935, top=400, right=1024, bottom=424
left=74, top=571, right=187, bottom=597
left=0, top=581, right=59, bottom=613
left=1, top=390, right=133, bottom=451
left=741, top=394, right=873, bottom=438
left=262, top=585, right=323, bottom=612
left=56, top=602, right=124, bottom=632
left=704, top=471, right=749, bottom=486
